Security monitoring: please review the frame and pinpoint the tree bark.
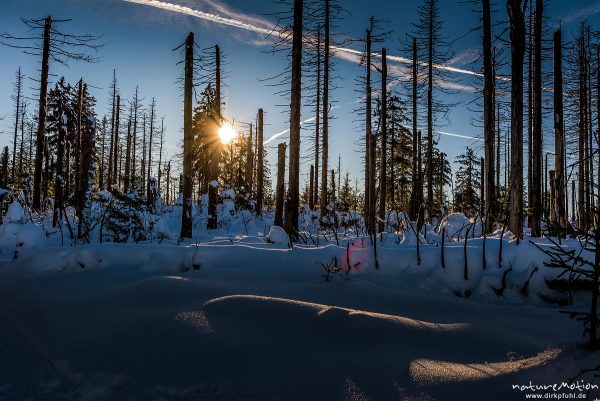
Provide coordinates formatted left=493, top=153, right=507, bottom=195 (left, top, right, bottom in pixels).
left=530, top=0, right=543, bottom=236
left=508, top=0, right=525, bottom=239
left=12, top=67, right=22, bottom=185
left=256, top=108, right=264, bottom=217
left=284, top=0, right=303, bottom=239
left=275, top=143, right=286, bottom=227
left=33, top=16, right=51, bottom=211
left=378, top=48, right=388, bottom=232
left=181, top=32, right=194, bottom=239
left=411, top=37, right=419, bottom=219
left=483, top=0, right=496, bottom=231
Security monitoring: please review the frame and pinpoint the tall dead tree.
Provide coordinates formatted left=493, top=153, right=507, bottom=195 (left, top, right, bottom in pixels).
left=508, top=0, right=526, bottom=239
left=107, top=70, right=117, bottom=188
left=32, top=17, right=51, bottom=211
left=11, top=67, right=24, bottom=185
left=52, top=100, right=66, bottom=227
left=74, top=79, right=83, bottom=206
left=410, top=37, right=420, bottom=219
left=553, top=29, right=566, bottom=229
left=530, top=0, right=543, bottom=236
left=284, top=0, right=303, bottom=239
left=112, top=95, right=120, bottom=188
left=482, top=0, right=496, bottom=230
left=181, top=32, right=194, bottom=239
left=314, top=28, right=321, bottom=210
left=275, top=143, right=286, bottom=227
left=378, top=48, right=388, bottom=232
left=245, top=124, right=253, bottom=190
left=146, top=98, right=156, bottom=201
left=124, top=118, right=132, bottom=193
left=256, top=109, right=264, bottom=217
left=320, top=0, right=331, bottom=218
left=364, top=18, right=376, bottom=236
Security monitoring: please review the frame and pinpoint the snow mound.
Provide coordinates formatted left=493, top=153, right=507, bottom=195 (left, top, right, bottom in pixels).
left=268, top=226, right=289, bottom=244
left=3, top=201, right=24, bottom=224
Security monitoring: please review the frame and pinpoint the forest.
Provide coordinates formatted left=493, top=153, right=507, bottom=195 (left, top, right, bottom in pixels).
left=1, top=0, right=600, bottom=400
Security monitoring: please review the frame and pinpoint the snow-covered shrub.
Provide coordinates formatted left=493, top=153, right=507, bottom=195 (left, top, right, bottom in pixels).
left=3, top=200, right=24, bottom=224
left=98, top=191, right=150, bottom=243
left=268, top=225, right=288, bottom=244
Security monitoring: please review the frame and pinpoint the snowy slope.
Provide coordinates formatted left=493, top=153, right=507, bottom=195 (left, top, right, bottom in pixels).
left=0, top=205, right=597, bottom=400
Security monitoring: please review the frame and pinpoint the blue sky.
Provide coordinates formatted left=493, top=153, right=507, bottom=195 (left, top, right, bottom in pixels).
left=1, top=0, right=600, bottom=186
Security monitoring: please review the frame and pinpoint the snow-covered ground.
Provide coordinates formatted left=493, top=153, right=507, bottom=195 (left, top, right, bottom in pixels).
left=0, top=203, right=598, bottom=400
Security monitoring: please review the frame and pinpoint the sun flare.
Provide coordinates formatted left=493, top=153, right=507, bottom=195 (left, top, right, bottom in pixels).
left=218, top=123, right=236, bottom=144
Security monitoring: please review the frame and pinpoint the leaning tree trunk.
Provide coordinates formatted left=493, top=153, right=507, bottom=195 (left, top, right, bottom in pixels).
left=33, top=16, right=51, bottom=211
left=181, top=32, right=194, bottom=239
left=508, top=0, right=525, bottom=240
left=284, top=0, right=303, bottom=239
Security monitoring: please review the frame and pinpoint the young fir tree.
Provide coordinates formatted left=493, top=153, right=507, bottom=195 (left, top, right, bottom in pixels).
left=454, top=147, right=481, bottom=217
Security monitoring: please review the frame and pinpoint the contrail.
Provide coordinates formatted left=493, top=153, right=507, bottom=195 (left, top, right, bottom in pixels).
left=264, top=115, right=317, bottom=144
left=123, top=0, right=486, bottom=80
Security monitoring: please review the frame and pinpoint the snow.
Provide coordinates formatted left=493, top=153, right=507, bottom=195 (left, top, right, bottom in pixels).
left=268, top=225, right=288, bottom=244
left=3, top=200, right=24, bottom=224
left=0, top=204, right=597, bottom=400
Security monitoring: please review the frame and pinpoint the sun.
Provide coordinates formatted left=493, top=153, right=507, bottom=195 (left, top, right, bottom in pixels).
left=218, top=123, right=236, bottom=145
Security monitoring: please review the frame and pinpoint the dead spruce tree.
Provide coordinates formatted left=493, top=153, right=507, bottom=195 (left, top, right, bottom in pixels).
left=180, top=32, right=194, bottom=239
left=508, top=0, right=526, bottom=240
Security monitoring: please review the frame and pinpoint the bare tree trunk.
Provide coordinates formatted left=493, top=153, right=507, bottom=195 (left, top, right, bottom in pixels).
left=124, top=119, right=132, bottom=193
left=112, top=95, right=120, bottom=189
left=483, top=0, right=496, bottom=231
left=411, top=37, right=419, bottom=219
left=245, top=124, right=253, bottom=191
left=78, top=89, right=94, bottom=239
left=321, top=0, right=331, bottom=218
left=33, top=16, right=51, bottom=211
left=275, top=143, right=286, bottom=227
left=157, top=118, right=164, bottom=194
left=365, top=20, right=376, bottom=236
left=378, top=48, right=388, bottom=232
left=284, top=0, right=303, bottom=239
left=52, top=107, right=66, bottom=227
left=508, top=0, right=525, bottom=240
left=107, top=70, right=117, bottom=189
left=12, top=67, right=23, bottom=185
left=181, top=32, right=194, bottom=239
left=314, top=29, right=321, bottom=211
left=309, top=164, right=314, bottom=210
left=390, top=111, right=396, bottom=212
left=141, top=114, right=146, bottom=193
left=256, top=108, right=264, bottom=217
left=132, top=87, right=139, bottom=191
left=146, top=98, right=155, bottom=202
left=579, top=37, right=587, bottom=229
left=530, top=0, right=543, bottom=236
left=426, top=3, right=434, bottom=212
